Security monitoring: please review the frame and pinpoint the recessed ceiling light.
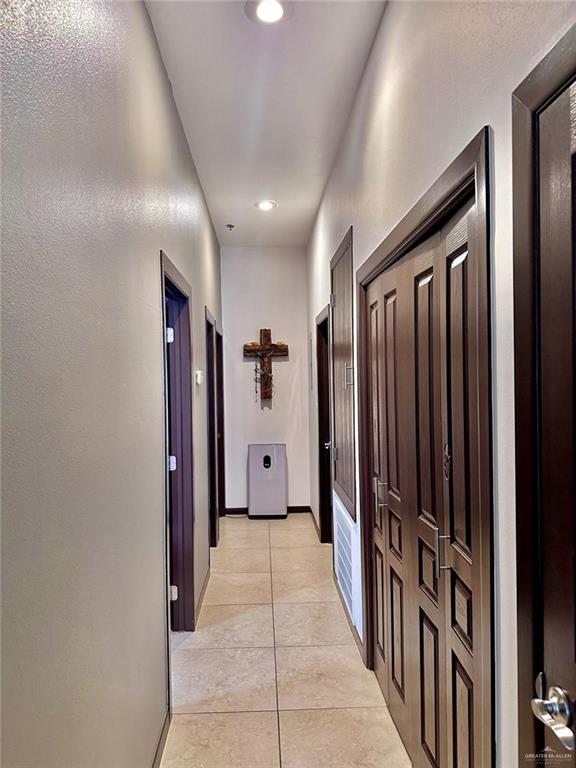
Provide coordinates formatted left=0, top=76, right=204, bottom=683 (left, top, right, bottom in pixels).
left=255, top=200, right=279, bottom=211
left=245, top=1, right=292, bottom=25
left=256, top=0, right=283, bottom=23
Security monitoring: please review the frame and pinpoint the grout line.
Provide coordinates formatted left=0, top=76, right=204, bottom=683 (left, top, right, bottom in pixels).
left=269, top=535, right=283, bottom=768
left=172, top=641, right=355, bottom=653
left=171, top=704, right=389, bottom=716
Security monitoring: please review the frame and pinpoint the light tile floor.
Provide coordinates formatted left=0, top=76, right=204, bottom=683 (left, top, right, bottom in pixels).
left=162, top=513, right=411, bottom=768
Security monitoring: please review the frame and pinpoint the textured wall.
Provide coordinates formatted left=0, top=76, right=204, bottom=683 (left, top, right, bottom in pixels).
left=305, top=4, right=576, bottom=766
left=1, top=1, right=221, bottom=766
left=221, top=247, right=310, bottom=509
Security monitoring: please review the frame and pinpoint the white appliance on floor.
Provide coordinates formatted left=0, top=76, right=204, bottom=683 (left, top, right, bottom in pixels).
left=247, top=443, right=287, bottom=518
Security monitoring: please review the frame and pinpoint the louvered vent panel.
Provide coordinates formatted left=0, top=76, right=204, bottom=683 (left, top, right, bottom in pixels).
left=334, top=501, right=353, bottom=614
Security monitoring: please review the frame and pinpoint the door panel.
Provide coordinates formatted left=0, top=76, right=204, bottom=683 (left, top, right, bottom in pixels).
left=367, top=279, right=388, bottom=696
left=367, top=264, right=414, bottom=748
left=331, top=233, right=356, bottom=517
left=410, top=238, right=448, bottom=768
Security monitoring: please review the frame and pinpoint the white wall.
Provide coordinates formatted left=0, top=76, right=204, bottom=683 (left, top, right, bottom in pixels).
left=305, top=4, right=576, bottom=767
left=222, top=247, right=310, bottom=509
left=2, top=2, right=221, bottom=766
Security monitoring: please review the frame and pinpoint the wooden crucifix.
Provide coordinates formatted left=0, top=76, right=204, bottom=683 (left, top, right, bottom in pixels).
left=243, top=328, right=289, bottom=402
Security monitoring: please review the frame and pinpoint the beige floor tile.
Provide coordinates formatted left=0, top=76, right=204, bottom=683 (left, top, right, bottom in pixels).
left=161, top=712, right=280, bottom=768
left=218, top=528, right=270, bottom=549
left=178, top=604, right=274, bottom=649
left=171, top=631, right=193, bottom=652
left=269, top=514, right=315, bottom=530
left=271, top=545, right=333, bottom=573
left=274, top=602, right=354, bottom=646
left=279, top=708, right=411, bottom=768
left=276, top=646, right=385, bottom=710
left=272, top=571, right=340, bottom=603
left=220, top=515, right=270, bottom=530
left=203, top=572, right=272, bottom=605
left=211, top=546, right=271, bottom=573
left=171, top=648, right=277, bottom=713
left=270, top=527, right=321, bottom=547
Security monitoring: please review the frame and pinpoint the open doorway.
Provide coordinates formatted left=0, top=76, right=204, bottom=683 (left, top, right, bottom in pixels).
left=316, top=305, right=333, bottom=543
left=162, top=251, right=195, bottom=632
left=205, top=307, right=224, bottom=547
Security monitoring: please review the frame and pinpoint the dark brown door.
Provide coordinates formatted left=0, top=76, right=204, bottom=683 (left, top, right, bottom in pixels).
left=164, top=272, right=195, bottom=631
left=205, top=315, right=219, bottom=547
left=215, top=331, right=226, bottom=518
left=532, top=81, right=576, bottom=758
left=364, top=192, right=492, bottom=767
left=331, top=230, right=356, bottom=518
left=513, top=30, right=576, bottom=761
left=316, top=311, right=333, bottom=543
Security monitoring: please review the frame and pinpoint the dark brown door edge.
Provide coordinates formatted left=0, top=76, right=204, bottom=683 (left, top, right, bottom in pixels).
left=512, top=25, right=576, bottom=761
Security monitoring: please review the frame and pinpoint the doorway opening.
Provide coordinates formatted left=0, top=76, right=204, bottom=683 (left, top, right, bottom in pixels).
left=162, top=251, right=195, bottom=632
left=316, top=305, right=333, bottom=543
left=205, top=307, right=225, bottom=548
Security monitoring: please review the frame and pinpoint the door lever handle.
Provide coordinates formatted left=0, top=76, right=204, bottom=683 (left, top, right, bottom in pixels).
left=343, top=363, right=354, bottom=389
left=532, top=686, right=575, bottom=750
left=372, top=477, right=387, bottom=511
left=434, top=528, right=451, bottom=581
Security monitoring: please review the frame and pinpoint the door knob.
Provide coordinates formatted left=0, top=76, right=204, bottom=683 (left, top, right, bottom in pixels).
left=531, top=686, right=575, bottom=750
left=324, top=441, right=331, bottom=450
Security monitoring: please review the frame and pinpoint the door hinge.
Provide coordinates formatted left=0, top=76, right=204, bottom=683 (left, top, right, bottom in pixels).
left=168, top=455, right=177, bottom=472
left=333, top=445, right=338, bottom=461
left=170, top=585, right=178, bottom=602
left=330, top=293, right=336, bottom=308
left=166, top=327, right=174, bottom=344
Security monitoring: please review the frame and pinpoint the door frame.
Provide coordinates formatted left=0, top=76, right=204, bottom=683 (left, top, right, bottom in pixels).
left=205, top=306, right=222, bottom=547
left=161, top=251, right=195, bottom=633
left=356, top=128, right=492, bottom=730
left=316, top=304, right=333, bottom=544
left=512, top=25, right=576, bottom=759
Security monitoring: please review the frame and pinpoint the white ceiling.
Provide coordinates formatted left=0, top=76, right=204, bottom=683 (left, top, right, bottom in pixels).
left=146, top=1, right=385, bottom=246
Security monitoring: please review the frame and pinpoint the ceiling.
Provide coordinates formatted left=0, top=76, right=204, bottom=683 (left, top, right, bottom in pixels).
left=146, top=1, right=385, bottom=247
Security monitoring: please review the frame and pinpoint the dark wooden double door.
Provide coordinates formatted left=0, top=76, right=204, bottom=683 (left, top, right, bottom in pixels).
left=367, top=197, right=492, bottom=767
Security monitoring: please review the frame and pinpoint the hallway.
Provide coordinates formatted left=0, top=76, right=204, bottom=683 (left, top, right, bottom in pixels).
left=162, top=513, right=410, bottom=767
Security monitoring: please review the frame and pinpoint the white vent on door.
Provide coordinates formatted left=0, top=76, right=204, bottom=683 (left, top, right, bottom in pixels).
left=333, top=496, right=354, bottom=614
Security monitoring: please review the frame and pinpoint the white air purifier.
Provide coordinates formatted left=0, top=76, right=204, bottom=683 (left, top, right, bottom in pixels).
left=248, top=443, right=288, bottom=518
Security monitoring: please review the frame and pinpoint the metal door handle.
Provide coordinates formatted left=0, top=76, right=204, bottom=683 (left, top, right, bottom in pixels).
left=532, top=686, right=575, bottom=750
left=324, top=441, right=331, bottom=450
left=434, top=528, right=451, bottom=580
left=373, top=477, right=387, bottom=510
left=421, top=517, right=450, bottom=580
left=343, top=363, right=354, bottom=389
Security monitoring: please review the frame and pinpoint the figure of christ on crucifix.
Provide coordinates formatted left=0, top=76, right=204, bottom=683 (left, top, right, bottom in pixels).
left=243, top=328, right=289, bottom=403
